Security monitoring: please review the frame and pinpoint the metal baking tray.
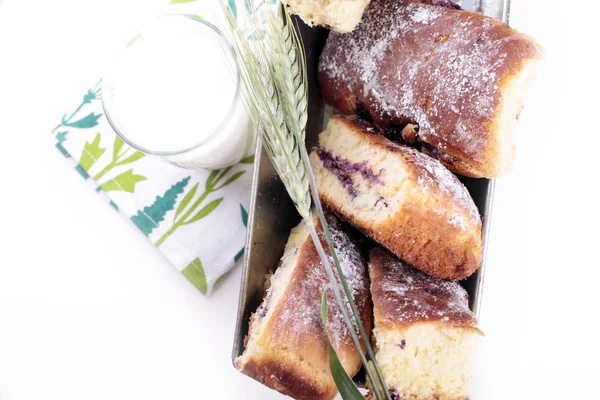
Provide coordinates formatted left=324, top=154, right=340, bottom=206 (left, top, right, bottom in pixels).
left=233, top=0, right=511, bottom=364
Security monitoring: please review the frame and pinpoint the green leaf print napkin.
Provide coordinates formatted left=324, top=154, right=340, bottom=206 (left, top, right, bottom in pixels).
left=51, top=0, right=279, bottom=294
left=52, top=80, right=253, bottom=295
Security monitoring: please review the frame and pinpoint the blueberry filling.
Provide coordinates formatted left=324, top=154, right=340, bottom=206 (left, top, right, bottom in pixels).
left=315, top=149, right=384, bottom=197
left=374, top=196, right=389, bottom=208
left=256, top=304, right=268, bottom=319
left=256, top=292, right=272, bottom=320
left=396, top=339, right=406, bottom=350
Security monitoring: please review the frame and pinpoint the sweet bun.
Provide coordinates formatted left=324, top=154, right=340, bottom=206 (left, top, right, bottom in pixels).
left=367, top=247, right=483, bottom=400
left=318, top=0, right=544, bottom=177
left=309, top=115, right=482, bottom=280
left=235, top=211, right=372, bottom=400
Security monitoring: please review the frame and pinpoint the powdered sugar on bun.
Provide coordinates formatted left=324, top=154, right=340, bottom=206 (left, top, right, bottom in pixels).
left=408, top=147, right=480, bottom=227
left=369, top=247, right=478, bottom=327
left=319, top=0, right=544, bottom=177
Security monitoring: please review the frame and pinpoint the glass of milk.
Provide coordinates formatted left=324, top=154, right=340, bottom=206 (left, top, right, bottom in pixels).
left=101, top=15, right=254, bottom=170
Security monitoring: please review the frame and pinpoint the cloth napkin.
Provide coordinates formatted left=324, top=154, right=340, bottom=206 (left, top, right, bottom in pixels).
left=51, top=1, right=258, bottom=295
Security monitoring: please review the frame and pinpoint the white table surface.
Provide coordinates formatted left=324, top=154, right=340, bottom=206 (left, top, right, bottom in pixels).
left=0, top=1, right=597, bottom=399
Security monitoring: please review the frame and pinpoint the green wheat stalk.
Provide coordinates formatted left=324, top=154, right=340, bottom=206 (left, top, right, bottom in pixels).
left=216, top=3, right=391, bottom=399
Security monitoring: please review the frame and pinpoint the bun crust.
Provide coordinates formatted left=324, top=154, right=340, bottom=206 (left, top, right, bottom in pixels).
left=369, top=247, right=480, bottom=330
left=235, top=212, right=372, bottom=400
left=310, top=115, right=482, bottom=280
left=318, top=0, right=544, bottom=177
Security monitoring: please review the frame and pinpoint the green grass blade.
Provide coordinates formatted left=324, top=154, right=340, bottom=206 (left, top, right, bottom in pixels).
left=321, top=292, right=364, bottom=400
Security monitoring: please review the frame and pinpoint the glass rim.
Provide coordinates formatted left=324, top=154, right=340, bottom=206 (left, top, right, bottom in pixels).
left=101, top=14, right=241, bottom=157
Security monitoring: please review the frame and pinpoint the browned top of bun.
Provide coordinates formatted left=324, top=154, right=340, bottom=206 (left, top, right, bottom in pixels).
left=265, top=211, right=371, bottom=356
left=369, top=247, right=480, bottom=330
left=319, top=0, right=543, bottom=176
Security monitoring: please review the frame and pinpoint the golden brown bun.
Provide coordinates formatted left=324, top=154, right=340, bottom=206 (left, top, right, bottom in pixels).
left=369, top=247, right=480, bottom=329
left=235, top=211, right=372, bottom=400
left=367, top=247, right=483, bottom=400
left=310, top=115, right=482, bottom=281
left=318, top=0, right=545, bottom=178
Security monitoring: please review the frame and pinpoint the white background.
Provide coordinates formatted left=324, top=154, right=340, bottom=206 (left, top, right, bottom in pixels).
left=0, top=0, right=597, bottom=399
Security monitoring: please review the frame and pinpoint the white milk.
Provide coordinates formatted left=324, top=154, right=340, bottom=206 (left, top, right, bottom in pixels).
left=102, top=15, right=253, bottom=169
